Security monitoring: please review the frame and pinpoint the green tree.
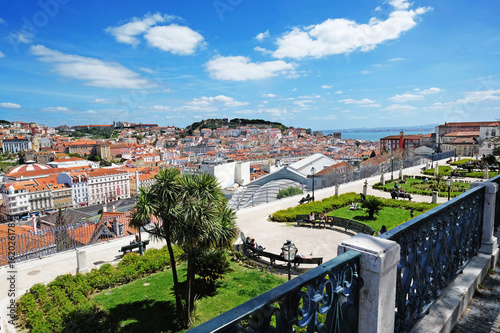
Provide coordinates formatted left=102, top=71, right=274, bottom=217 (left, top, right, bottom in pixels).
left=362, top=195, right=384, bottom=220
left=54, top=209, right=72, bottom=251
left=130, top=168, right=184, bottom=319
left=370, top=150, right=376, bottom=158
left=493, top=146, right=500, bottom=156
left=176, top=173, right=237, bottom=326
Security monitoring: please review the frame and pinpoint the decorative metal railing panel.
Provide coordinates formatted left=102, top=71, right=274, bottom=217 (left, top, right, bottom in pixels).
left=0, top=216, right=136, bottom=266
left=490, top=175, right=500, bottom=230
left=380, top=185, right=485, bottom=333
left=188, top=251, right=362, bottom=333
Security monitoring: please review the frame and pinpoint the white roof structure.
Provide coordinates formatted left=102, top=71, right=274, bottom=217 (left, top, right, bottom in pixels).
left=288, top=153, right=337, bottom=176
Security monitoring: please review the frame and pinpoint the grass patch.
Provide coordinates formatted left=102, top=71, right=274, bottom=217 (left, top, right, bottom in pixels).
left=327, top=205, right=418, bottom=232
left=374, top=178, right=470, bottom=197
left=92, top=260, right=285, bottom=332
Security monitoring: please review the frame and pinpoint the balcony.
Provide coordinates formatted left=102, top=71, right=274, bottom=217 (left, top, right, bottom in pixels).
left=190, top=175, right=500, bottom=333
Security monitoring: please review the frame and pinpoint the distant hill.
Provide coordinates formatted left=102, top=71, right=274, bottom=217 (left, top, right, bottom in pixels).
left=185, top=118, right=288, bottom=135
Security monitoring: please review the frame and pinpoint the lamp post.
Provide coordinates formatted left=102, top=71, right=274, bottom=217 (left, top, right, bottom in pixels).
left=311, top=167, right=316, bottom=201
left=391, top=156, right=394, bottom=181
left=281, top=240, right=297, bottom=281
left=446, top=176, right=452, bottom=201
left=454, top=147, right=457, bottom=162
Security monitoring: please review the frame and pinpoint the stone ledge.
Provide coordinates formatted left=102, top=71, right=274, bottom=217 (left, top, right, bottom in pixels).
left=410, top=253, right=491, bottom=333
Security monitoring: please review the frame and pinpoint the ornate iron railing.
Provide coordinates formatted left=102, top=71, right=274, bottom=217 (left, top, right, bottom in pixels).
left=188, top=250, right=362, bottom=333
left=380, top=184, right=485, bottom=332
left=490, top=174, right=500, bottom=230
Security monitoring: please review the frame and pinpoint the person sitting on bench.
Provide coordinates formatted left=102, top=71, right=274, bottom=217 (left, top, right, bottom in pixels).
left=318, top=213, right=327, bottom=229
left=130, top=234, right=139, bottom=244
left=250, top=238, right=265, bottom=251
left=308, top=212, right=315, bottom=227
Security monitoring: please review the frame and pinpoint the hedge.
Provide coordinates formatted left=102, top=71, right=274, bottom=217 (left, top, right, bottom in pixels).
left=16, top=245, right=183, bottom=333
left=269, top=192, right=438, bottom=222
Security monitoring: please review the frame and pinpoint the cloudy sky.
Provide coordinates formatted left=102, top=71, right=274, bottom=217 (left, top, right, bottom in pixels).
left=0, top=0, right=499, bottom=129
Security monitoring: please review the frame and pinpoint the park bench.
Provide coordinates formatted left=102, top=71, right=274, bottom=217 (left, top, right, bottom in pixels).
left=295, top=214, right=327, bottom=228
left=119, top=239, right=150, bottom=254
left=298, top=195, right=314, bottom=204
left=391, top=191, right=412, bottom=201
left=296, top=215, right=375, bottom=235
left=451, top=171, right=467, bottom=178
left=239, top=233, right=323, bottom=267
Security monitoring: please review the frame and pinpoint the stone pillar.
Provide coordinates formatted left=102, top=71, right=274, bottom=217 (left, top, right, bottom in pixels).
left=338, top=234, right=400, bottom=333
left=363, top=180, right=368, bottom=196
left=76, top=250, right=88, bottom=274
left=380, top=165, right=385, bottom=185
left=432, top=191, right=438, bottom=203
left=471, top=182, right=499, bottom=266
left=335, top=181, right=339, bottom=196
left=434, top=162, right=439, bottom=176
left=484, top=166, right=489, bottom=180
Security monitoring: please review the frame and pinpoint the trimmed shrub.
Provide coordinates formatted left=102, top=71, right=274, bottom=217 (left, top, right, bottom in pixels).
left=16, top=245, right=183, bottom=333
left=277, top=186, right=303, bottom=199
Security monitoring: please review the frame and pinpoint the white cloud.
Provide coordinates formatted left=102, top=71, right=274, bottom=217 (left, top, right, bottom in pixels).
left=8, top=32, right=32, bottom=45
left=139, top=67, right=157, bottom=74
left=418, top=87, right=443, bottom=95
left=389, top=93, right=423, bottom=102
left=254, top=46, right=272, bottom=55
left=0, top=51, right=4, bottom=58
left=205, top=55, right=296, bottom=81
left=321, top=85, right=332, bottom=89
left=339, top=98, right=376, bottom=104
left=183, top=95, right=249, bottom=111
left=30, top=45, right=150, bottom=89
left=262, top=93, right=276, bottom=98
left=86, top=110, right=98, bottom=114
left=145, top=24, right=204, bottom=55
left=389, top=0, right=410, bottom=10
left=455, top=89, right=500, bottom=104
left=388, top=57, right=405, bottom=62
left=0, top=18, right=6, bottom=26
left=360, top=103, right=381, bottom=108
left=91, top=99, right=115, bottom=104
left=255, top=30, right=270, bottom=41
left=272, top=4, right=431, bottom=59
left=384, top=104, right=417, bottom=113
left=42, top=106, right=70, bottom=112
left=105, top=13, right=172, bottom=46
left=0, top=102, right=21, bottom=109
left=235, top=107, right=297, bottom=117
left=335, top=90, right=343, bottom=94
left=361, top=70, right=371, bottom=74
left=294, top=100, right=313, bottom=108
left=299, top=94, right=321, bottom=99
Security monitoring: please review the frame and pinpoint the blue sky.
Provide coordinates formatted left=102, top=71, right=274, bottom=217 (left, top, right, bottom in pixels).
left=0, top=0, right=499, bottom=130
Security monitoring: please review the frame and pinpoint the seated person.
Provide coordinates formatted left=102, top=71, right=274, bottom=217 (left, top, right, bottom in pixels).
left=349, top=202, right=358, bottom=210
left=379, top=225, right=387, bottom=234
left=250, top=238, right=265, bottom=251
left=245, top=236, right=252, bottom=245
left=295, top=249, right=312, bottom=260
left=318, top=212, right=327, bottom=228
left=308, top=211, right=315, bottom=223
left=130, top=234, right=140, bottom=244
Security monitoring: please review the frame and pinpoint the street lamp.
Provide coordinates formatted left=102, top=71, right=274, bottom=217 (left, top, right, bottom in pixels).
left=446, top=176, right=453, bottom=201
left=391, top=156, right=394, bottom=181
left=281, top=240, right=297, bottom=281
left=311, top=167, right=316, bottom=201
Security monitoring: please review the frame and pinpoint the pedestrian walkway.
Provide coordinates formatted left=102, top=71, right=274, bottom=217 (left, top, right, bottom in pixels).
left=452, top=229, right=500, bottom=333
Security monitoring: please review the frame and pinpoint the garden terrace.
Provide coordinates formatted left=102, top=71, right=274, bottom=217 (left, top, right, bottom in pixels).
left=193, top=176, right=500, bottom=332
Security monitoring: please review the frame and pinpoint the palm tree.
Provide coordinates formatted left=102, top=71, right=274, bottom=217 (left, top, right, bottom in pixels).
left=130, top=168, right=183, bottom=317
left=176, top=173, right=237, bottom=326
left=361, top=195, right=383, bottom=220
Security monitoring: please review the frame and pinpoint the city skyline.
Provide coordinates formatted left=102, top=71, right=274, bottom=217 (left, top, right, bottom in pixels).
left=1, top=0, right=499, bottom=129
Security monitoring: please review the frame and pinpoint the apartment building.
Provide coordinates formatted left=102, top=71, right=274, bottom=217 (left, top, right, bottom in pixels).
left=3, top=136, right=32, bottom=153
left=88, top=168, right=130, bottom=205
left=57, top=172, right=89, bottom=207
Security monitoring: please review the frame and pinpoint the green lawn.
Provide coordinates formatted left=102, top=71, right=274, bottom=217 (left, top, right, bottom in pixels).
left=327, top=205, right=419, bottom=232
left=377, top=178, right=470, bottom=197
left=92, top=261, right=285, bottom=332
